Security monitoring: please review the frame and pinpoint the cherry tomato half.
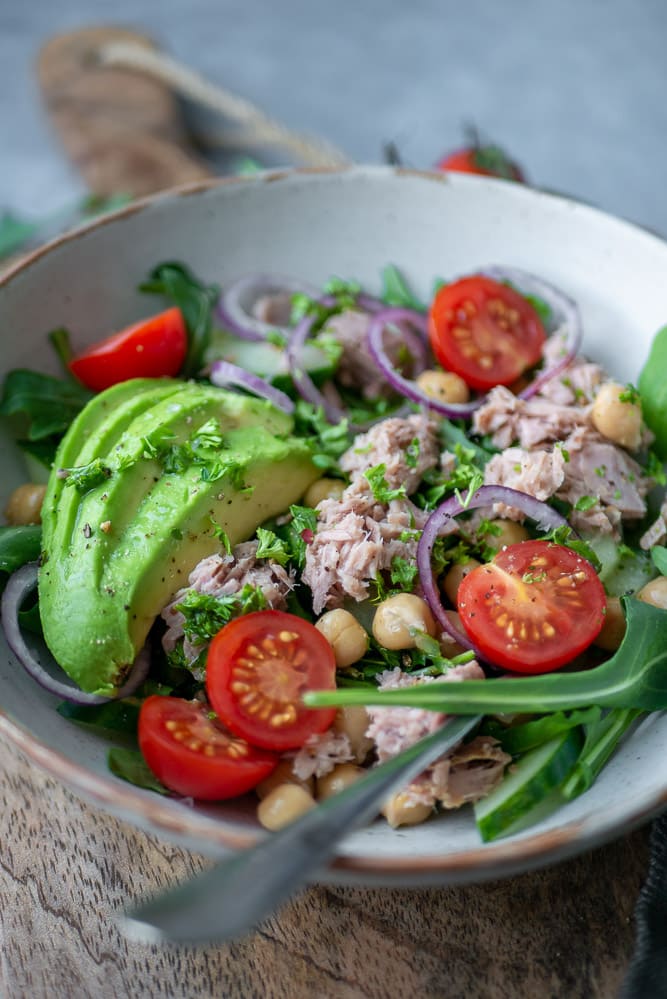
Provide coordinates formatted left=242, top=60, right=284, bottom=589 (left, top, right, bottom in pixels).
left=138, top=696, right=278, bottom=800
left=428, top=276, right=546, bottom=391
left=456, top=540, right=606, bottom=674
left=206, top=610, right=337, bottom=752
left=68, top=307, right=187, bottom=392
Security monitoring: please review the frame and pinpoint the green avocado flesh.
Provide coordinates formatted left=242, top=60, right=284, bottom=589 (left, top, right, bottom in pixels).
left=38, top=379, right=319, bottom=695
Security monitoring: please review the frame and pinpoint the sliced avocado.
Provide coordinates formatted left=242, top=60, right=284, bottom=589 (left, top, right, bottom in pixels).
left=39, top=381, right=319, bottom=695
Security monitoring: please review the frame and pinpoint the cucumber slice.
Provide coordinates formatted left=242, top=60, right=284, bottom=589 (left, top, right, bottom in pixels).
left=205, top=329, right=335, bottom=389
left=583, top=533, right=655, bottom=597
left=474, top=729, right=582, bottom=842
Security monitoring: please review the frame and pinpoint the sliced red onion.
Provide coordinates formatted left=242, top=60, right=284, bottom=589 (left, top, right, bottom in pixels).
left=2, top=563, right=150, bottom=704
left=216, top=274, right=319, bottom=341
left=286, top=313, right=348, bottom=424
left=367, top=308, right=486, bottom=419
left=482, top=266, right=583, bottom=400
left=210, top=360, right=295, bottom=414
left=417, top=485, right=573, bottom=651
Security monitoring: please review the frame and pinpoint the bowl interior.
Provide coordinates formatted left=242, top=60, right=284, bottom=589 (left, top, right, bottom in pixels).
left=2, top=167, right=667, bottom=882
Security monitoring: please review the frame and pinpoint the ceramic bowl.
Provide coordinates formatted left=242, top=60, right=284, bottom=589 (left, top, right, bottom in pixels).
left=2, top=167, right=667, bottom=885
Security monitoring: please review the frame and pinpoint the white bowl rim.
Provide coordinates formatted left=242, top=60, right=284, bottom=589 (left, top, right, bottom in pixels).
left=2, top=165, right=666, bottom=883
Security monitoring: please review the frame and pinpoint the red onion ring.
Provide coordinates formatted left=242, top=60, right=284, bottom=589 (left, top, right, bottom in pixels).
left=416, top=485, right=573, bottom=651
left=210, top=360, right=295, bottom=415
left=482, top=266, right=583, bottom=400
left=366, top=308, right=485, bottom=419
left=216, top=274, right=319, bottom=341
left=2, top=563, right=150, bottom=704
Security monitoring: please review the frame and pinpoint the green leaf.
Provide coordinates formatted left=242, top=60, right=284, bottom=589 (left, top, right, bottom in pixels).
left=284, top=504, right=318, bottom=570
left=651, top=546, right=667, bottom=577
left=0, top=525, right=42, bottom=575
left=364, top=464, right=407, bottom=503
left=484, top=707, right=602, bottom=755
left=380, top=265, right=425, bottom=311
left=255, top=526, right=290, bottom=565
left=0, top=211, right=38, bottom=258
left=0, top=369, right=92, bottom=441
left=139, top=261, right=219, bottom=378
left=305, top=596, right=667, bottom=714
left=561, top=708, right=641, bottom=799
left=107, top=747, right=169, bottom=794
left=176, top=585, right=268, bottom=645
left=57, top=697, right=141, bottom=735
left=639, top=325, right=667, bottom=459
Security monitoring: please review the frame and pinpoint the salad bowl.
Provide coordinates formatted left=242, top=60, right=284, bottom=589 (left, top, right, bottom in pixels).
left=1, top=165, right=667, bottom=886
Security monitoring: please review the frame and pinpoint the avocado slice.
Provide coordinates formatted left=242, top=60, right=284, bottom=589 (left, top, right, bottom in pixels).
left=39, top=380, right=319, bottom=695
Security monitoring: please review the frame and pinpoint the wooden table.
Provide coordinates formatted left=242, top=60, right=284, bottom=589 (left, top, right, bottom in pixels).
left=0, top=28, right=652, bottom=998
left=0, top=730, right=649, bottom=998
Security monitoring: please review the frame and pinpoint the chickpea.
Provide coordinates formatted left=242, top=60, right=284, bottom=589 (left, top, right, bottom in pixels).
left=591, top=382, right=642, bottom=451
left=4, top=483, right=47, bottom=526
left=594, top=596, right=627, bottom=652
left=415, top=369, right=470, bottom=404
left=255, top=760, right=314, bottom=800
left=315, top=609, right=369, bottom=668
left=304, top=477, right=345, bottom=507
left=316, top=763, right=365, bottom=801
left=256, top=783, right=316, bottom=831
left=442, top=558, right=481, bottom=606
left=382, top=791, right=433, bottom=829
left=372, top=593, right=436, bottom=650
left=637, top=577, right=667, bottom=611
left=484, top=519, right=530, bottom=553
left=333, top=706, right=374, bottom=763
left=441, top=610, right=470, bottom=658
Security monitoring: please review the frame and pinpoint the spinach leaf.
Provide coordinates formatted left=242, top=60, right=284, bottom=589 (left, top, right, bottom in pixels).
left=58, top=697, right=141, bottom=735
left=0, top=525, right=42, bottom=575
left=139, top=262, right=219, bottom=378
left=108, top=747, right=169, bottom=794
left=639, top=325, right=667, bottom=459
left=483, top=707, right=602, bottom=756
left=0, top=369, right=91, bottom=441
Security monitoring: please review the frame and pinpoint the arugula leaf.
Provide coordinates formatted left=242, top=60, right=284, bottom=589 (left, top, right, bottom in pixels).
left=380, top=265, right=425, bottom=311
left=483, top=707, right=602, bottom=756
left=0, top=369, right=92, bottom=441
left=139, top=261, right=219, bottom=378
left=305, top=596, right=667, bottom=714
left=108, top=747, right=170, bottom=794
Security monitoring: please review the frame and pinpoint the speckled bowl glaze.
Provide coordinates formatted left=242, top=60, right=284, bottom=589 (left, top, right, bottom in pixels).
left=2, top=167, right=667, bottom=885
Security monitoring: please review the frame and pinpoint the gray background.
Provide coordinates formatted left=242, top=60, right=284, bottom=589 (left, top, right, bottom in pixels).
left=2, top=0, right=667, bottom=234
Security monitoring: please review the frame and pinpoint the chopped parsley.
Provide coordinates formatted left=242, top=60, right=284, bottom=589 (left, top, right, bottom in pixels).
left=284, top=504, right=318, bottom=570
left=61, top=458, right=111, bottom=493
left=574, top=495, right=599, bottom=512
left=405, top=437, right=420, bottom=468
left=618, top=383, right=640, bottom=405
left=176, top=585, right=268, bottom=645
left=255, top=526, right=290, bottom=565
left=364, top=464, right=407, bottom=503
left=389, top=556, right=419, bottom=590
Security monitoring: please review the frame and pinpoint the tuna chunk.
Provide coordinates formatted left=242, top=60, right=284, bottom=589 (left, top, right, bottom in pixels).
left=302, top=483, right=428, bottom=613
left=324, top=309, right=404, bottom=400
left=288, top=730, right=354, bottom=780
left=483, top=446, right=566, bottom=517
left=366, top=664, right=509, bottom=811
left=473, top=385, right=590, bottom=450
left=161, top=541, right=295, bottom=660
left=538, top=332, right=606, bottom=406
left=251, top=291, right=294, bottom=327
left=640, top=498, right=667, bottom=550
left=340, top=412, right=440, bottom=494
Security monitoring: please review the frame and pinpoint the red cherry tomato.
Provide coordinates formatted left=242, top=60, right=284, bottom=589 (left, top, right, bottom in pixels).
left=456, top=540, right=606, bottom=674
left=68, top=307, right=187, bottom=391
left=435, top=145, right=525, bottom=182
left=428, top=275, right=546, bottom=391
left=138, top=696, right=278, bottom=800
left=206, top=610, right=337, bottom=751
